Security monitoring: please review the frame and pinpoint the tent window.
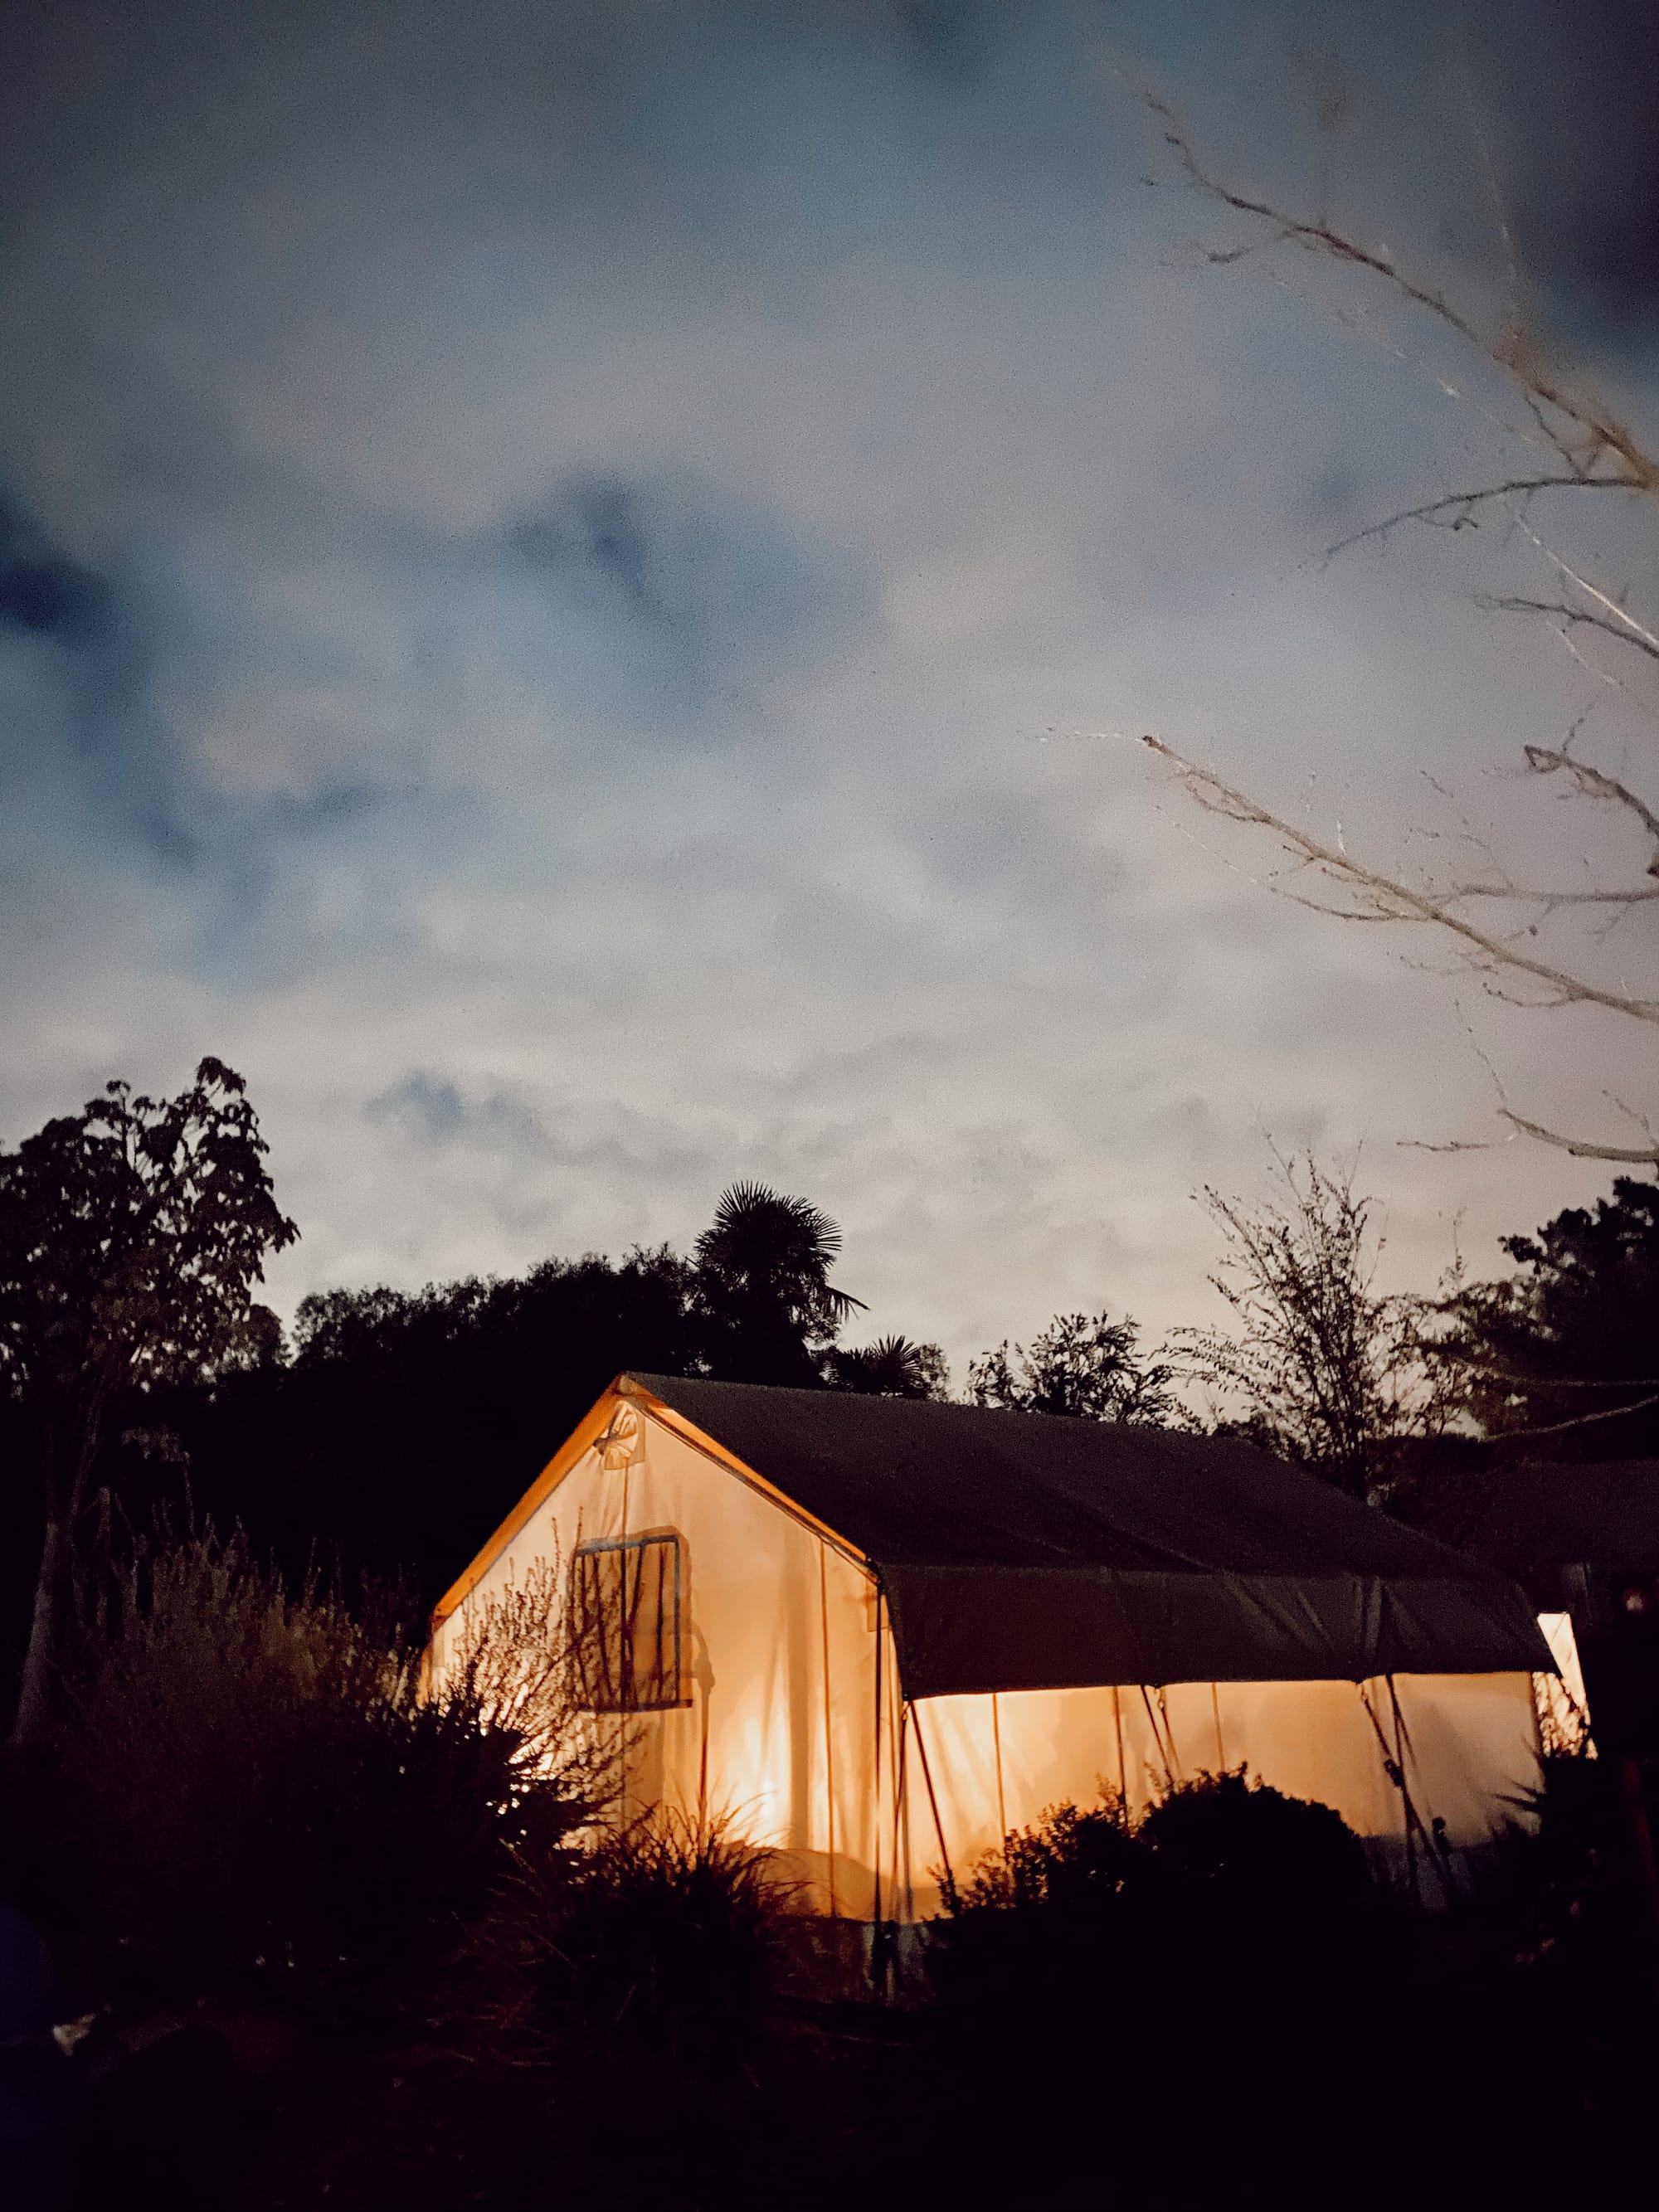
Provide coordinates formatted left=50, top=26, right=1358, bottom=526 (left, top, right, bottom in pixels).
left=572, top=1533, right=687, bottom=1712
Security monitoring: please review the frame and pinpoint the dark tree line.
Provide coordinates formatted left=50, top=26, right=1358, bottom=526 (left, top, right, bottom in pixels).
left=7, top=1057, right=1658, bottom=1733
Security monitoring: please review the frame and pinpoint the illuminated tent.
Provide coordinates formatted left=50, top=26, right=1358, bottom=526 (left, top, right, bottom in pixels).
left=428, top=1373, right=1553, bottom=1922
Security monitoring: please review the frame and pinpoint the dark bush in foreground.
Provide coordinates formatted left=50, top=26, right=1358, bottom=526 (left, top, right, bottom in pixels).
left=937, top=1765, right=1373, bottom=1962
left=1136, top=1765, right=1374, bottom=1929
left=14, top=1529, right=611, bottom=2023
left=485, top=1811, right=785, bottom=2073
left=927, top=1767, right=1385, bottom=2121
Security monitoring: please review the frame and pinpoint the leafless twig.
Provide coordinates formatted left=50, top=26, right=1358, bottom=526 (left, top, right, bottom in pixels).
left=1142, top=734, right=1659, bottom=1026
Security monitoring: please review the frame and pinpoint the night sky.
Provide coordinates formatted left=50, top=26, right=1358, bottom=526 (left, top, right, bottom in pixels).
left=4, top=0, right=1657, bottom=1371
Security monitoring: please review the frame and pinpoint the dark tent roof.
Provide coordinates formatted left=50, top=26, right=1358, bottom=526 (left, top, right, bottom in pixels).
left=1450, top=1460, right=1659, bottom=1580
left=623, top=1376, right=1550, bottom=1697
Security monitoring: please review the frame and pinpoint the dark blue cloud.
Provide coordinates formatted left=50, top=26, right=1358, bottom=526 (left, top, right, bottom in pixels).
left=892, top=0, right=1004, bottom=78
left=510, top=479, right=671, bottom=632
left=0, top=493, right=406, bottom=922
left=0, top=495, right=113, bottom=641
left=504, top=467, right=865, bottom=709
left=367, top=1072, right=553, bottom=1150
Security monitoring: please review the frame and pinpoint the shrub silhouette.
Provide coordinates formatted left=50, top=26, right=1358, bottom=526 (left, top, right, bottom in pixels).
left=489, top=1810, right=785, bottom=2074
left=1137, top=1766, right=1374, bottom=1930
left=26, top=1527, right=611, bottom=2022
left=927, top=1768, right=1386, bottom=2183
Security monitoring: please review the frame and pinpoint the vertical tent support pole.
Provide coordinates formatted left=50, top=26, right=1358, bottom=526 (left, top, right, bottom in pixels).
left=1359, top=1680, right=1450, bottom=1904
left=895, top=1700, right=912, bottom=1929
left=1156, top=1685, right=1181, bottom=1780
left=871, top=1580, right=886, bottom=2002
left=991, top=1692, right=1007, bottom=1843
left=819, top=1545, right=839, bottom=1918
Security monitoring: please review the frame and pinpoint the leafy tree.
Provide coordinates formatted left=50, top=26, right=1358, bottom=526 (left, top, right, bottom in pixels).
left=967, top=1310, right=1174, bottom=1424
left=0, top=1060, right=296, bottom=1740
left=165, top=1188, right=873, bottom=1615
left=1170, top=1154, right=1447, bottom=1500
left=1438, top=1176, right=1659, bottom=1456
left=173, top=1246, right=705, bottom=1620
left=691, top=1182, right=865, bottom=1387
left=825, top=1334, right=949, bottom=1400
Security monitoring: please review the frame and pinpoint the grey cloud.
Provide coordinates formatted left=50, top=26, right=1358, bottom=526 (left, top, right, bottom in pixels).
left=504, top=465, right=868, bottom=715
left=367, top=1072, right=542, bottom=1150
left=0, top=495, right=114, bottom=640
left=4, top=0, right=1657, bottom=1376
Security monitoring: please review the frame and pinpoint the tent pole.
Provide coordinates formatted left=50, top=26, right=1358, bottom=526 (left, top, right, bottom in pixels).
left=895, top=1700, right=912, bottom=1929
left=1358, top=1680, right=1448, bottom=1904
left=912, top=1699, right=956, bottom=1906
left=1140, top=1685, right=1178, bottom=1789
left=1157, top=1685, right=1182, bottom=1779
left=1387, top=1676, right=1460, bottom=1896
left=870, top=1579, right=885, bottom=2003
left=819, top=1546, right=839, bottom=1918
left=991, top=1691, right=1007, bottom=1843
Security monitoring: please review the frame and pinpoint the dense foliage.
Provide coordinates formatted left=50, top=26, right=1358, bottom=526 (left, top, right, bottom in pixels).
left=1440, top=1176, right=1659, bottom=1457
left=0, top=1061, right=297, bottom=1738
left=966, top=1310, right=1174, bottom=1422
left=18, top=1531, right=609, bottom=2025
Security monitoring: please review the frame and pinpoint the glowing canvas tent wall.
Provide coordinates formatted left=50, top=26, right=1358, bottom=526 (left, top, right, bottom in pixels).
left=428, top=1374, right=1553, bottom=1919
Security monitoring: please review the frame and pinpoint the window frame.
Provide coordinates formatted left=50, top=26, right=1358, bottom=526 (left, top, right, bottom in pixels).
left=571, top=1529, right=690, bottom=1714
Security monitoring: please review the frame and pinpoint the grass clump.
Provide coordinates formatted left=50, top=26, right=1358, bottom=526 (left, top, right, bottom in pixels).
left=484, top=1809, right=786, bottom=2074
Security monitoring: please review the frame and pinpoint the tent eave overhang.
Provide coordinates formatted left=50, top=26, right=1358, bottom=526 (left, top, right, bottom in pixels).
left=877, top=1559, right=1551, bottom=1699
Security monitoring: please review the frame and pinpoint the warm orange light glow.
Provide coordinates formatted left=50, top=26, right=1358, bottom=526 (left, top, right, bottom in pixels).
left=426, top=1383, right=1546, bottom=1921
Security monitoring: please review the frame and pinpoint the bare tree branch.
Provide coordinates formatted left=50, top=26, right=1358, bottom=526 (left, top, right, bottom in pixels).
left=1134, top=95, right=1659, bottom=1165
left=1494, top=1105, right=1659, bottom=1164
left=1486, top=596, right=1659, bottom=671
left=1142, top=734, right=1659, bottom=1024
left=1520, top=746, right=1659, bottom=878
left=1506, top=511, right=1659, bottom=654
left=1486, top=1390, right=1659, bottom=1441
left=1325, top=474, right=1642, bottom=559
left=1448, top=882, right=1659, bottom=907
left=1438, top=1363, right=1659, bottom=1388
left=1148, top=93, right=1659, bottom=498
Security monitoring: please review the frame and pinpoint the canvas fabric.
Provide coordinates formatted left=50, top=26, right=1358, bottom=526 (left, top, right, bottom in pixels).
left=429, top=1381, right=1550, bottom=1923
left=627, top=1375, right=1550, bottom=1690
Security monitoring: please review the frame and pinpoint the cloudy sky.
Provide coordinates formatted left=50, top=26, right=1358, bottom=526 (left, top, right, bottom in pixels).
left=4, top=0, right=1658, bottom=1374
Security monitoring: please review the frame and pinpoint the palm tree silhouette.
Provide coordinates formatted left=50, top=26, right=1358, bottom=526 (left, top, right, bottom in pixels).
left=693, top=1183, right=865, bottom=1385
left=825, top=1334, right=947, bottom=1400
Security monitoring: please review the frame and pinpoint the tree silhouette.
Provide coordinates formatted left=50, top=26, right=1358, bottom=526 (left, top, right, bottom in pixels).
left=1170, top=1155, right=1447, bottom=1500
left=1438, top=1177, right=1659, bottom=1456
left=825, top=1334, right=949, bottom=1400
left=0, top=1060, right=297, bottom=1740
left=692, top=1182, right=865, bottom=1387
left=968, top=1310, right=1173, bottom=1424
